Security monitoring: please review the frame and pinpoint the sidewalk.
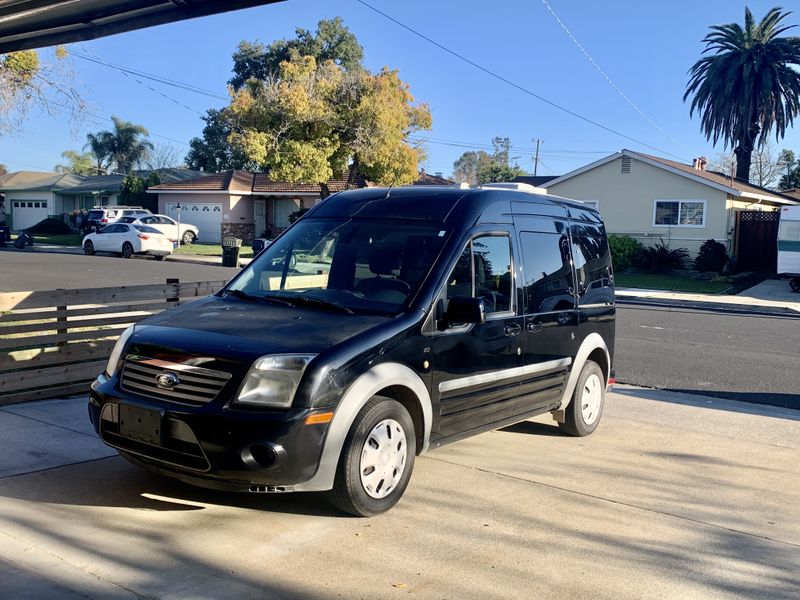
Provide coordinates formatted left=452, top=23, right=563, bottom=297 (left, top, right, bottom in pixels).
left=617, top=278, right=800, bottom=315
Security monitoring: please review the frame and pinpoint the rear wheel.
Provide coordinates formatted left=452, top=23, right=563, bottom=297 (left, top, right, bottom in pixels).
left=155, top=254, right=167, bottom=261
left=791, top=277, right=800, bottom=293
left=559, top=360, right=605, bottom=437
left=121, top=242, right=134, bottom=259
left=83, top=241, right=95, bottom=255
left=327, top=396, right=416, bottom=517
left=181, top=231, right=196, bottom=245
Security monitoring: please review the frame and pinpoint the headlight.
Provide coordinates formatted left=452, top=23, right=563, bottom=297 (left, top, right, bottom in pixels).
left=234, top=354, right=316, bottom=408
left=105, top=325, right=135, bottom=377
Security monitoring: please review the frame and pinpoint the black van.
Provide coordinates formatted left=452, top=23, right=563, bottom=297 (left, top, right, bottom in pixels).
left=89, top=184, right=615, bottom=516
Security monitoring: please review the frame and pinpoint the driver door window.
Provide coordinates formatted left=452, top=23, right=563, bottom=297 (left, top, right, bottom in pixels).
left=447, top=234, right=513, bottom=315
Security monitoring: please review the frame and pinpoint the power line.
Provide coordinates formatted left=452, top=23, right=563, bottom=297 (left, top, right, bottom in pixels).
left=538, top=0, right=697, bottom=157
left=74, top=47, right=207, bottom=117
left=355, top=0, right=690, bottom=162
left=66, top=50, right=229, bottom=102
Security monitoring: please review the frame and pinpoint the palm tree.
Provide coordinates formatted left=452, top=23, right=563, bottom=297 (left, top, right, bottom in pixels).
left=84, top=117, right=153, bottom=175
left=684, top=7, right=800, bottom=182
left=84, top=131, right=113, bottom=175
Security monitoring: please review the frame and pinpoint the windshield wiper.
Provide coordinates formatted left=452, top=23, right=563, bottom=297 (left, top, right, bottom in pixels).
left=223, top=289, right=293, bottom=307
left=263, top=293, right=354, bottom=314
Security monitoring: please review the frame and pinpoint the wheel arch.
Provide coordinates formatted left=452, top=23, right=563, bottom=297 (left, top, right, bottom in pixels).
left=294, top=362, right=432, bottom=492
left=558, top=332, right=610, bottom=411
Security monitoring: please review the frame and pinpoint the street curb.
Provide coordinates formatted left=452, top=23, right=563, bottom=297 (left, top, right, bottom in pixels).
left=616, top=297, right=800, bottom=318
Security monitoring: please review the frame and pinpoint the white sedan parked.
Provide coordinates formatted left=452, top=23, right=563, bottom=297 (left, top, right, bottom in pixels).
left=118, top=214, right=199, bottom=244
left=82, top=223, right=173, bottom=260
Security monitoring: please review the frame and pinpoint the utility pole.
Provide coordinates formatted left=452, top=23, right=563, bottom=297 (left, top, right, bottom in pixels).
left=532, top=139, right=542, bottom=176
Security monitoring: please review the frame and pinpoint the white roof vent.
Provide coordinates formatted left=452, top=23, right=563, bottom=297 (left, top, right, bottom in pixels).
left=478, top=182, right=547, bottom=195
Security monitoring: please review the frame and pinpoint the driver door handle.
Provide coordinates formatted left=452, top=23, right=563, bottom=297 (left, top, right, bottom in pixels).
left=527, top=322, right=543, bottom=333
left=504, top=324, right=522, bottom=336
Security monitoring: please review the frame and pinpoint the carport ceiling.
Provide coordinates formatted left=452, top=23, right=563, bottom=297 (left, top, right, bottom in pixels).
left=0, top=0, right=285, bottom=53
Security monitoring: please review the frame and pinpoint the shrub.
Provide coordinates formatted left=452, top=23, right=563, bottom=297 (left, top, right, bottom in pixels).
left=288, top=208, right=309, bottom=224
left=694, top=239, right=728, bottom=273
left=635, top=242, right=689, bottom=273
left=25, top=217, right=72, bottom=234
left=607, top=234, right=644, bottom=272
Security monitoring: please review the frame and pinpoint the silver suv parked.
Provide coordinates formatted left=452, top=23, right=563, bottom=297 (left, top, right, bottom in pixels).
left=86, top=206, right=151, bottom=232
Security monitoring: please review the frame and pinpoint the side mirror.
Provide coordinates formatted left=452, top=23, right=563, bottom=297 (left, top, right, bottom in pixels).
left=445, top=296, right=485, bottom=326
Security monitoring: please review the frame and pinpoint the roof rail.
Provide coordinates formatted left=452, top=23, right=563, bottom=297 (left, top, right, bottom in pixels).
left=478, top=182, right=546, bottom=195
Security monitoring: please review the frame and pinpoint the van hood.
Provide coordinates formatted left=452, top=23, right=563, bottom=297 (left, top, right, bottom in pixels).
left=127, top=295, right=391, bottom=364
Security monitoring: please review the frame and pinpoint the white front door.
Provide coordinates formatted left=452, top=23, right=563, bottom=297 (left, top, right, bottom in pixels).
left=255, top=199, right=266, bottom=238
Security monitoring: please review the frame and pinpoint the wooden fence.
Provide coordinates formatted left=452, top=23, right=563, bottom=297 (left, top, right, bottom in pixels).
left=0, top=279, right=227, bottom=405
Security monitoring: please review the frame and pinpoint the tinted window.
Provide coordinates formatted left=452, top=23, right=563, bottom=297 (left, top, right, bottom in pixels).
left=520, top=232, right=574, bottom=313
left=134, top=225, right=162, bottom=234
left=88, top=210, right=104, bottom=220
left=446, top=234, right=513, bottom=314
left=571, top=224, right=613, bottom=306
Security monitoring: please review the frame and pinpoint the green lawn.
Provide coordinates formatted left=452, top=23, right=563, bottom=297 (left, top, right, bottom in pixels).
left=173, top=243, right=254, bottom=258
left=615, top=273, right=732, bottom=294
left=11, top=233, right=82, bottom=246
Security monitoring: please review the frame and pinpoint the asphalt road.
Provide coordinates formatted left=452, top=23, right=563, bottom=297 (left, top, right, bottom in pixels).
left=0, top=250, right=238, bottom=291
left=2, top=388, right=799, bottom=599
left=616, top=305, right=800, bottom=408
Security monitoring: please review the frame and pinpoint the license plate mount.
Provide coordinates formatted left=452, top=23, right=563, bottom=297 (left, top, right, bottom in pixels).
left=119, top=404, right=164, bottom=446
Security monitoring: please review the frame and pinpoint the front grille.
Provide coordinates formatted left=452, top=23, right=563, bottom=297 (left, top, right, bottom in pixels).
left=120, top=355, right=232, bottom=405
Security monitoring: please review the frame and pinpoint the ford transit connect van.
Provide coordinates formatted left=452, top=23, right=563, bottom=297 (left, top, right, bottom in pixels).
left=89, top=184, right=615, bottom=516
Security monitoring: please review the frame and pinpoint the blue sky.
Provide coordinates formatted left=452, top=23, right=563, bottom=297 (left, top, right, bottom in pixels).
left=2, top=0, right=799, bottom=178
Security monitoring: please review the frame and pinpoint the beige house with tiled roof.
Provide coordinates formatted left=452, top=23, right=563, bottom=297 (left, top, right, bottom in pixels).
left=148, top=165, right=371, bottom=243
left=540, top=149, right=798, bottom=258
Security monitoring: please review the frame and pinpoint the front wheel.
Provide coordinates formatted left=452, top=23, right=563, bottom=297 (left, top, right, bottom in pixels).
left=181, top=231, right=195, bottom=245
left=121, top=242, right=134, bottom=259
left=327, top=397, right=416, bottom=517
left=559, top=360, right=605, bottom=437
left=83, top=241, right=95, bottom=255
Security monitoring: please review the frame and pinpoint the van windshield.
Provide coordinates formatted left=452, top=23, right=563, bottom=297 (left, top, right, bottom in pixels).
left=227, top=218, right=449, bottom=315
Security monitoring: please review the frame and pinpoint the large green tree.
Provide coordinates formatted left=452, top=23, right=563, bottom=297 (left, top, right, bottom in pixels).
left=188, top=18, right=431, bottom=185
left=85, top=117, right=153, bottom=174
left=452, top=137, right=526, bottom=185
left=229, top=17, right=364, bottom=90
left=778, top=149, right=800, bottom=189
left=684, top=7, right=800, bottom=182
left=452, top=150, right=492, bottom=185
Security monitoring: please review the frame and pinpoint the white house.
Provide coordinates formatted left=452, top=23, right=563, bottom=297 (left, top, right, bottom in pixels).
left=539, top=149, right=798, bottom=257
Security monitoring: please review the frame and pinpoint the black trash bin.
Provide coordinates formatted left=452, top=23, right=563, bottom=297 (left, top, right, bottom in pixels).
left=13, top=231, right=34, bottom=248
left=251, top=238, right=270, bottom=254
left=222, top=237, right=242, bottom=267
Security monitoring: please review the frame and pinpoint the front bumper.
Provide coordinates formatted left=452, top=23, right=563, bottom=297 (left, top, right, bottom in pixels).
left=89, top=375, right=330, bottom=492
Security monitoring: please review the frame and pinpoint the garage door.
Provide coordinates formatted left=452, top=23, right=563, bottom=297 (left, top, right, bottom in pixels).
left=165, top=202, right=222, bottom=243
left=11, top=199, right=49, bottom=231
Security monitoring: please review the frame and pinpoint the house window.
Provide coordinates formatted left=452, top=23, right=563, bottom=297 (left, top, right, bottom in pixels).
left=654, top=200, right=705, bottom=227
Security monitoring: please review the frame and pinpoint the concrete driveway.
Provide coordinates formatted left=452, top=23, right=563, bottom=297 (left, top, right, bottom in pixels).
left=1, top=387, right=798, bottom=599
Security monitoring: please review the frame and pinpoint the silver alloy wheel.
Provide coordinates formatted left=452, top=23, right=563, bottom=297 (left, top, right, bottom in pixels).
left=581, top=373, right=603, bottom=425
left=359, top=418, right=407, bottom=499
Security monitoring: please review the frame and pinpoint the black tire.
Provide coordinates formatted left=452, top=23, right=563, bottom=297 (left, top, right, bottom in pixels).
left=791, top=277, right=800, bottom=293
left=327, top=396, right=416, bottom=517
left=559, top=360, right=605, bottom=437
left=83, top=241, right=95, bottom=255
left=182, top=231, right=195, bottom=245
left=121, top=242, right=134, bottom=259
left=155, top=254, right=167, bottom=261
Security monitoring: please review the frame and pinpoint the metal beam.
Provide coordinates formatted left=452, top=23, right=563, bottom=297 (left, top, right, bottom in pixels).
left=0, top=0, right=285, bottom=53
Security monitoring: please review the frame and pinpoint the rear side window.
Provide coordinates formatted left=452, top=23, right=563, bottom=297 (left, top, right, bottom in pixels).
left=88, top=210, right=104, bottom=220
left=571, top=224, right=613, bottom=306
left=134, top=225, right=162, bottom=234
left=446, top=234, right=513, bottom=314
left=519, top=232, right=574, bottom=313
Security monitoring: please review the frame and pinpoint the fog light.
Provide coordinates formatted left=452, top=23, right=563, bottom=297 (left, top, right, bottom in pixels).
left=240, top=442, right=284, bottom=469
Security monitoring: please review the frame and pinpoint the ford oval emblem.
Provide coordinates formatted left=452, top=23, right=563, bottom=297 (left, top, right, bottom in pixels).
left=156, top=372, right=180, bottom=389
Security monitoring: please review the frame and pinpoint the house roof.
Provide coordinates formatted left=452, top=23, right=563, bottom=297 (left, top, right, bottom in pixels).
left=0, top=169, right=208, bottom=194
left=412, top=171, right=455, bottom=186
left=542, top=150, right=799, bottom=205
left=782, top=188, right=800, bottom=200
left=149, top=164, right=371, bottom=195
left=513, top=175, right=559, bottom=187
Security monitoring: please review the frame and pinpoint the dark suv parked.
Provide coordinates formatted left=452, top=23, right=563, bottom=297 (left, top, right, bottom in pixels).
left=89, top=184, right=615, bottom=516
